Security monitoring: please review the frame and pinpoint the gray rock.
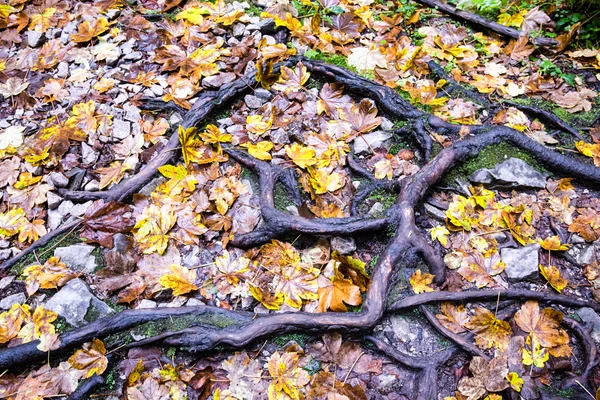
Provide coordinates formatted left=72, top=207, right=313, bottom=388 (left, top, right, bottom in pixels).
left=48, top=209, right=63, bottom=230
left=47, top=191, right=62, bottom=210
left=244, top=94, right=265, bottom=109
left=170, top=113, right=183, bottom=125
left=137, top=299, right=157, bottom=309
left=501, top=244, right=540, bottom=281
left=470, top=158, right=548, bottom=188
left=69, top=201, right=92, bottom=217
left=568, top=243, right=597, bottom=265
left=233, top=23, right=246, bottom=37
left=0, top=276, right=14, bottom=290
left=380, top=117, right=394, bottom=130
left=54, top=244, right=97, bottom=274
left=56, top=62, right=70, bottom=78
left=257, top=18, right=275, bottom=33
left=0, top=293, right=26, bottom=310
left=331, top=236, right=356, bottom=255
left=45, top=278, right=112, bottom=327
left=254, top=88, right=272, bottom=100
left=123, top=51, right=142, bottom=62
left=49, top=172, right=69, bottom=188
left=123, top=103, right=141, bottom=123
left=81, top=142, right=97, bottom=165
left=150, top=85, right=163, bottom=96
left=577, top=307, right=600, bottom=342
left=368, top=202, right=384, bottom=216
left=424, top=203, right=446, bottom=222
left=0, top=249, right=10, bottom=262
left=112, top=119, right=131, bottom=140
left=27, top=31, right=45, bottom=47
left=186, top=298, right=205, bottom=306
left=0, top=240, right=8, bottom=249
left=57, top=200, right=74, bottom=216
left=84, top=179, right=99, bottom=192
left=353, top=130, right=392, bottom=155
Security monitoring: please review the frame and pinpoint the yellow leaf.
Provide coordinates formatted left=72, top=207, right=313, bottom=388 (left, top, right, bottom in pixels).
left=95, top=161, right=131, bottom=190
left=466, top=307, right=512, bottom=350
left=430, top=226, right=450, bottom=247
left=506, top=372, right=523, bottom=392
left=179, top=126, right=203, bottom=165
left=159, top=264, right=198, bottom=296
left=539, top=264, right=568, bottom=292
left=285, top=143, right=316, bottom=169
left=409, top=269, right=435, bottom=294
left=246, top=114, right=272, bottom=135
left=247, top=141, right=273, bottom=160
left=537, top=235, right=569, bottom=251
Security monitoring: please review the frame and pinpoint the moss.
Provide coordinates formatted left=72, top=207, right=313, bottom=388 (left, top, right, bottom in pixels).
left=54, top=316, right=70, bottom=334
left=541, top=386, right=577, bottom=398
left=441, top=141, right=548, bottom=186
left=508, top=97, right=600, bottom=128
left=270, top=332, right=312, bottom=347
left=12, top=229, right=81, bottom=276
left=274, top=182, right=296, bottom=211
left=367, top=189, right=397, bottom=217
left=91, top=247, right=105, bottom=273
left=240, top=166, right=260, bottom=193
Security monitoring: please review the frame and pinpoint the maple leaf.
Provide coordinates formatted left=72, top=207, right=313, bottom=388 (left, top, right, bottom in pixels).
left=0, top=207, right=25, bottom=238
left=506, top=372, right=524, bottom=392
left=256, top=58, right=281, bottom=90
left=18, top=306, right=58, bottom=343
left=466, top=307, right=512, bottom=350
left=272, top=62, right=310, bottom=94
left=247, top=141, right=273, bottom=161
left=373, top=158, right=393, bottom=180
left=539, top=264, right=568, bottom=293
left=65, top=100, right=98, bottom=137
left=17, top=218, right=46, bottom=244
left=316, top=274, right=362, bottom=312
left=575, top=140, right=600, bottom=167
left=246, top=114, right=272, bottom=136
left=95, top=160, right=132, bottom=190
left=267, top=351, right=310, bottom=400
left=409, top=269, right=435, bottom=294
left=220, top=351, right=265, bottom=398
left=317, top=83, right=351, bottom=118
left=157, top=164, right=198, bottom=198
left=179, top=126, right=204, bottom=165
left=133, top=203, right=177, bottom=255
left=430, top=225, right=450, bottom=247
left=127, top=377, right=171, bottom=400
left=285, top=143, right=317, bottom=169
left=23, top=257, right=76, bottom=296
left=0, top=304, right=29, bottom=344
left=29, top=7, right=57, bottom=33
left=514, top=301, right=570, bottom=350
left=347, top=45, right=388, bottom=71
left=70, top=18, right=110, bottom=43
left=308, top=168, right=345, bottom=194
left=457, top=355, right=509, bottom=400
left=81, top=200, right=134, bottom=248
left=436, top=302, right=470, bottom=333
left=308, top=371, right=368, bottom=400
left=522, top=336, right=549, bottom=368
left=159, top=264, right=198, bottom=296
left=68, top=339, right=108, bottom=378
left=250, top=285, right=284, bottom=310
left=340, top=99, right=381, bottom=141
left=0, top=77, right=29, bottom=98
left=275, top=263, right=320, bottom=309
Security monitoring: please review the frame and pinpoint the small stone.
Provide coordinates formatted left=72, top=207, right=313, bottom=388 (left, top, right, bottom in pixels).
left=186, top=298, right=205, bottom=306
left=123, top=51, right=142, bottom=61
left=368, top=202, right=384, bottom=216
left=45, top=278, right=112, bottom=327
left=47, top=192, right=62, bottom=210
left=470, top=158, right=548, bottom=189
left=0, top=293, right=26, bottom=310
left=57, top=200, right=74, bottom=216
left=170, top=113, right=183, bottom=125
left=54, top=244, right=97, bottom=274
left=158, top=297, right=187, bottom=308
left=137, top=299, right=157, bottom=309
left=48, top=209, right=63, bottom=230
left=353, top=131, right=392, bottom=155
left=150, top=85, right=163, bottom=96
left=56, top=62, right=70, bottom=78
left=501, top=244, right=540, bottom=281
left=424, top=203, right=446, bottom=222
left=123, top=103, right=141, bottom=123
left=254, top=88, right=272, bottom=100
left=0, top=249, right=11, bottom=262
left=257, top=18, right=275, bottom=33
left=380, top=117, right=394, bottom=130
left=244, top=94, right=265, bottom=109
left=112, top=119, right=131, bottom=140
left=286, top=205, right=300, bottom=216
left=27, top=31, right=45, bottom=47
left=567, top=243, right=597, bottom=265
left=81, top=142, right=97, bottom=165
left=0, top=240, right=8, bottom=249
left=330, top=236, right=356, bottom=255
left=0, top=276, right=14, bottom=290
left=577, top=307, right=600, bottom=342
left=233, top=23, right=245, bottom=37
left=49, top=172, right=69, bottom=188
left=84, top=179, right=100, bottom=192
left=217, top=117, right=233, bottom=127
left=69, top=201, right=92, bottom=217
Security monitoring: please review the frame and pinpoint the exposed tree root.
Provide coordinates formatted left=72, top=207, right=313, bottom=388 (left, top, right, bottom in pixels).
left=413, top=0, right=558, bottom=47
left=366, top=335, right=455, bottom=400
left=3, top=56, right=600, bottom=399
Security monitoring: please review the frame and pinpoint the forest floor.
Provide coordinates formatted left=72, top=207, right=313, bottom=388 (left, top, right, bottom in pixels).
left=2, top=0, right=600, bottom=399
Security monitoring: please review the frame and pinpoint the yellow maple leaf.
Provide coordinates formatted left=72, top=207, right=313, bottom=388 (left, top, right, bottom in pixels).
left=308, top=168, right=344, bottom=194
left=246, top=114, right=272, bottom=135
left=159, top=264, right=199, bottom=296
left=537, top=235, right=569, bottom=251
left=95, top=161, right=131, bottom=190
left=539, top=264, right=568, bottom=292
left=506, top=372, right=523, bottom=392
left=179, top=126, right=203, bottom=165
left=575, top=140, right=600, bottom=167
left=409, top=269, right=435, bottom=294
left=247, top=141, right=273, bottom=161
left=23, top=256, right=76, bottom=296
left=430, top=225, right=450, bottom=247
left=285, top=143, right=316, bottom=169
left=466, top=307, right=512, bottom=350
left=133, top=204, right=177, bottom=255
left=267, top=351, right=310, bottom=400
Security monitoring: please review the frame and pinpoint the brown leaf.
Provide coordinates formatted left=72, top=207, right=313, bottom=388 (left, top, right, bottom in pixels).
left=81, top=200, right=135, bottom=248
left=68, top=339, right=108, bottom=378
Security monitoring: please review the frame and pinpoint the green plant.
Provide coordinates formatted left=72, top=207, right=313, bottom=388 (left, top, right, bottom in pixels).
left=538, top=59, right=576, bottom=87
left=455, top=0, right=506, bottom=16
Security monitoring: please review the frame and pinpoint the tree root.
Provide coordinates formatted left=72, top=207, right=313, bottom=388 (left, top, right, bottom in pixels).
left=413, top=0, right=558, bottom=47
left=366, top=335, right=455, bottom=400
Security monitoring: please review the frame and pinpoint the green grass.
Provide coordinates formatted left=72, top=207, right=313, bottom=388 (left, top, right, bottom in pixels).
left=367, top=189, right=397, bottom=217
left=274, top=182, right=296, bottom=211
left=270, top=332, right=312, bottom=347
left=12, top=229, right=81, bottom=275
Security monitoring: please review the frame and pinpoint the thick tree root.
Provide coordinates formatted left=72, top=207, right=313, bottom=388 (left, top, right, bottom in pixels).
left=413, top=0, right=558, bottom=47
left=366, top=335, right=455, bottom=400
